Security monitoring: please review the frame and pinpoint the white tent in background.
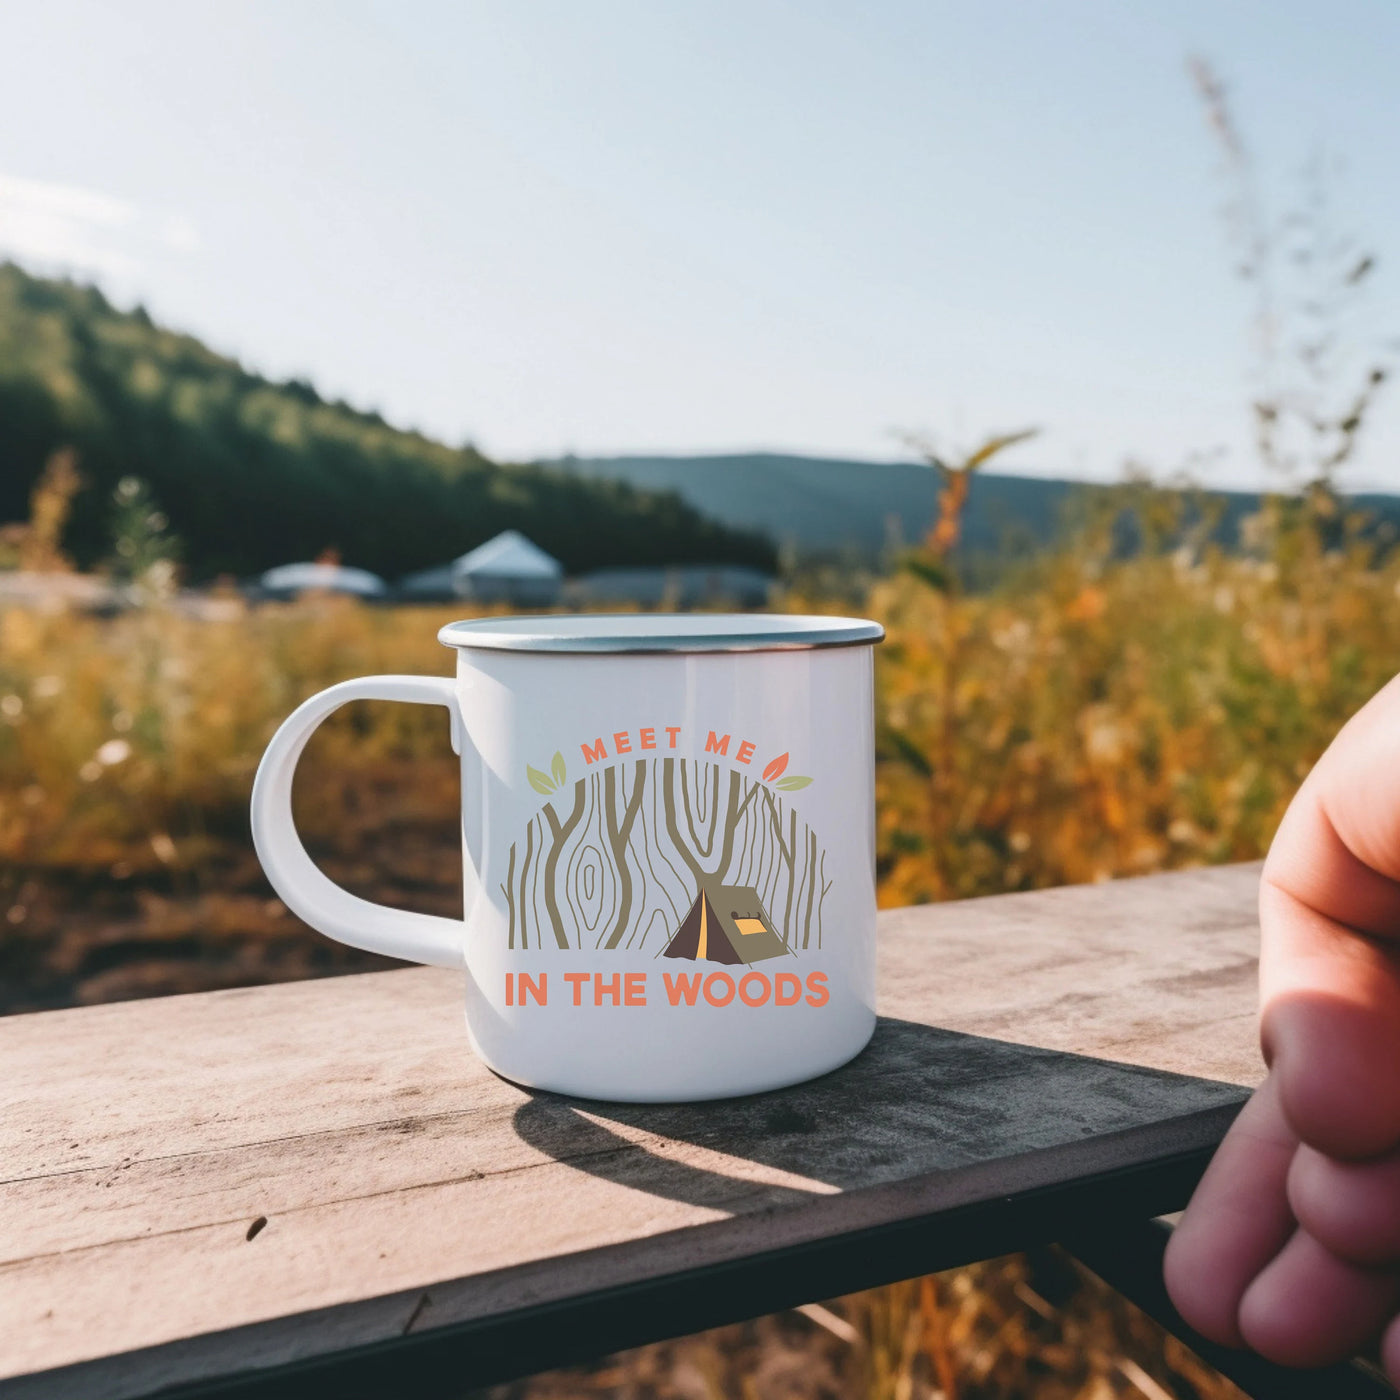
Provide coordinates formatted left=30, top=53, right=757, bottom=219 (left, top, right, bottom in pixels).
left=398, top=530, right=563, bottom=605
left=257, top=562, right=387, bottom=600
left=453, top=530, right=563, bottom=602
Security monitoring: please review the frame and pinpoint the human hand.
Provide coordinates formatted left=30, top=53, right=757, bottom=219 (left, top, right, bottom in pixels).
left=1165, top=674, right=1400, bottom=1375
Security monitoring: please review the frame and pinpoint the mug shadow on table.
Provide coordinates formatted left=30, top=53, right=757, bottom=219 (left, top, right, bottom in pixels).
left=509, top=1017, right=1248, bottom=1213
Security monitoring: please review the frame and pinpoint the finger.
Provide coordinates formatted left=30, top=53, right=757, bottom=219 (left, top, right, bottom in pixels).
left=1261, top=881, right=1400, bottom=1158
left=1288, top=1141, right=1400, bottom=1266
left=1164, top=1076, right=1297, bottom=1346
left=1380, top=1310, right=1400, bottom=1387
left=1260, top=674, right=1400, bottom=1157
left=1239, top=1227, right=1400, bottom=1367
left=1263, top=671, right=1400, bottom=933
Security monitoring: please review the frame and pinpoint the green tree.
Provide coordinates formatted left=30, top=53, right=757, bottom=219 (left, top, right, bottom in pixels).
left=107, top=476, right=181, bottom=599
left=0, top=263, right=777, bottom=581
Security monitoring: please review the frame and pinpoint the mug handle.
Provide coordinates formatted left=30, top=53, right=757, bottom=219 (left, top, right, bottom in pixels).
left=250, top=675, right=465, bottom=968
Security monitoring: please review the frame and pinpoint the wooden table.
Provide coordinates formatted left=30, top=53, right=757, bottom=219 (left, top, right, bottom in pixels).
left=1, top=865, right=1265, bottom=1399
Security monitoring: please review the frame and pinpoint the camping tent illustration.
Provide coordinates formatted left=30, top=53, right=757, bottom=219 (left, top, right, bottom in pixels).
left=662, top=884, right=791, bottom=964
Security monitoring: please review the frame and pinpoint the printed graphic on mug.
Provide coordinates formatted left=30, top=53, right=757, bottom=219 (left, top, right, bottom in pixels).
left=508, top=732, right=823, bottom=960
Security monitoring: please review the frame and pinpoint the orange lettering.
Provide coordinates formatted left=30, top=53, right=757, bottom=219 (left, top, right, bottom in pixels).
left=564, top=972, right=590, bottom=1005
left=663, top=972, right=703, bottom=1006
left=581, top=738, right=607, bottom=765
left=704, top=972, right=736, bottom=1006
left=739, top=972, right=770, bottom=1006
left=613, top=731, right=632, bottom=754
left=624, top=972, right=646, bottom=1005
left=736, top=740, right=756, bottom=764
left=665, top=726, right=681, bottom=748
left=505, top=971, right=514, bottom=1006
left=520, top=973, right=546, bottom=1006
left=594, top=973, right=621, bottom=1006
left=775, top=973, right=802, bottom=1006
left=705, top=731, right=730, bottom=756
left=639, top=727, right=656, bottom=750
left=804, top=971, right=829, bottom=1008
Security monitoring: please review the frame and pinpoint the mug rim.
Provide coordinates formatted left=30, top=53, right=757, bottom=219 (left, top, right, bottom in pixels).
left=437, top=612, right=885, bottom=655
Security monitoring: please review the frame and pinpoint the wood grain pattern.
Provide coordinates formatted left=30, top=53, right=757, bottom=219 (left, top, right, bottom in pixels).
left=878, top=860, right=1265, bottom=1085
left=0, top=863, right=1263, bottom=1398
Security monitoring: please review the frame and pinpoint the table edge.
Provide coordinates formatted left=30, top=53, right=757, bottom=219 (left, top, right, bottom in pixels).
left=1, top=1098, right=1246, bottom=1400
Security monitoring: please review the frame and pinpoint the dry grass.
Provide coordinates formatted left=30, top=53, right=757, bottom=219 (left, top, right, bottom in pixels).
left=0, top=594, right=473, bottom=1007
left=865, top=501, right=1397, bottom=906
left=0, top=594, right=469, bottom=872
left=5, top=507, right=1393, bottom=911
left=471, top=1252, right=1246, bottom=1400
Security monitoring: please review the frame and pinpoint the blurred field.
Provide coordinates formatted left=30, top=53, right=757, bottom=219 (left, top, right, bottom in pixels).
left=469, top=1252, right=1246, bottom=1400
left=4, top=488, right=1395, bottom=1006
left=865, top=489, right=1396, bottom=906
left=0, top=594, right=470, bottom=1007
left=3, top=491, right=1393, bottom=1397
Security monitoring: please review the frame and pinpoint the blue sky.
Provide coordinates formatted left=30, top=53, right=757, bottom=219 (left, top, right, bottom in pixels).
left=1, top=1, right=1397, bottom=487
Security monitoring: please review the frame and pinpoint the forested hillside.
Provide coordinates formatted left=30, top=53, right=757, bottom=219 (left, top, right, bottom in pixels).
left=0, top=264, right=775, bottom=579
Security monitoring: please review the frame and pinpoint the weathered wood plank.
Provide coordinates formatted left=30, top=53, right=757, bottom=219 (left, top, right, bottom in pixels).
left=0, top=863, right=1263, bottom=1398
left=878, top=861, right=1264, bottom=1085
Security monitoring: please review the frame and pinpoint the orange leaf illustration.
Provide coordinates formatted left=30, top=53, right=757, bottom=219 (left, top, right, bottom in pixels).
left=762, top=752, right=789, bottom=783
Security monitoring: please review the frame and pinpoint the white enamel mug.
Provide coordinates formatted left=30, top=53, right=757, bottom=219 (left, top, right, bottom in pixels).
left=251, top=613, right=884, bottom=1102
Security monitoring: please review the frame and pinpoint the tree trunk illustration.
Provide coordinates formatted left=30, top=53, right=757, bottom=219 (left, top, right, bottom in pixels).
left=713, top=770, right=761, bottom=886
left=680, top=761, right=720, bottom=857
left=542, top=779, right=587, bottom=948
left=663, top=757, right=705, bottom=884
left=802, top=826, right=818, bottom=949
left=510, top=757, right=826, bottom=954
left=759, top=788, right=800, bottom=948
left=602, top=760, right=646, bottom=948
left=502, top=841, right=517, bottom=949
left=816, top=847, right=832, bottom=949
left=663, top=759, right=760, bottom=894
left=519, top=818, right=535, bottom=948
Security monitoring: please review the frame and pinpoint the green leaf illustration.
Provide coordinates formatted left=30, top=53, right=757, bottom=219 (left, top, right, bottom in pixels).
left=551, top=750, right=567, bottom=788
left=776, top=775, right=813, bottom=791
left=527, top=765, right=556, bottom=795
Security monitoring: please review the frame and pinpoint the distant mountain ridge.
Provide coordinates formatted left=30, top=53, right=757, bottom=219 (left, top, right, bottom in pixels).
left=547, top=452, right=1400, bottom=560
left=0, top=265, right=775, bottom=580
